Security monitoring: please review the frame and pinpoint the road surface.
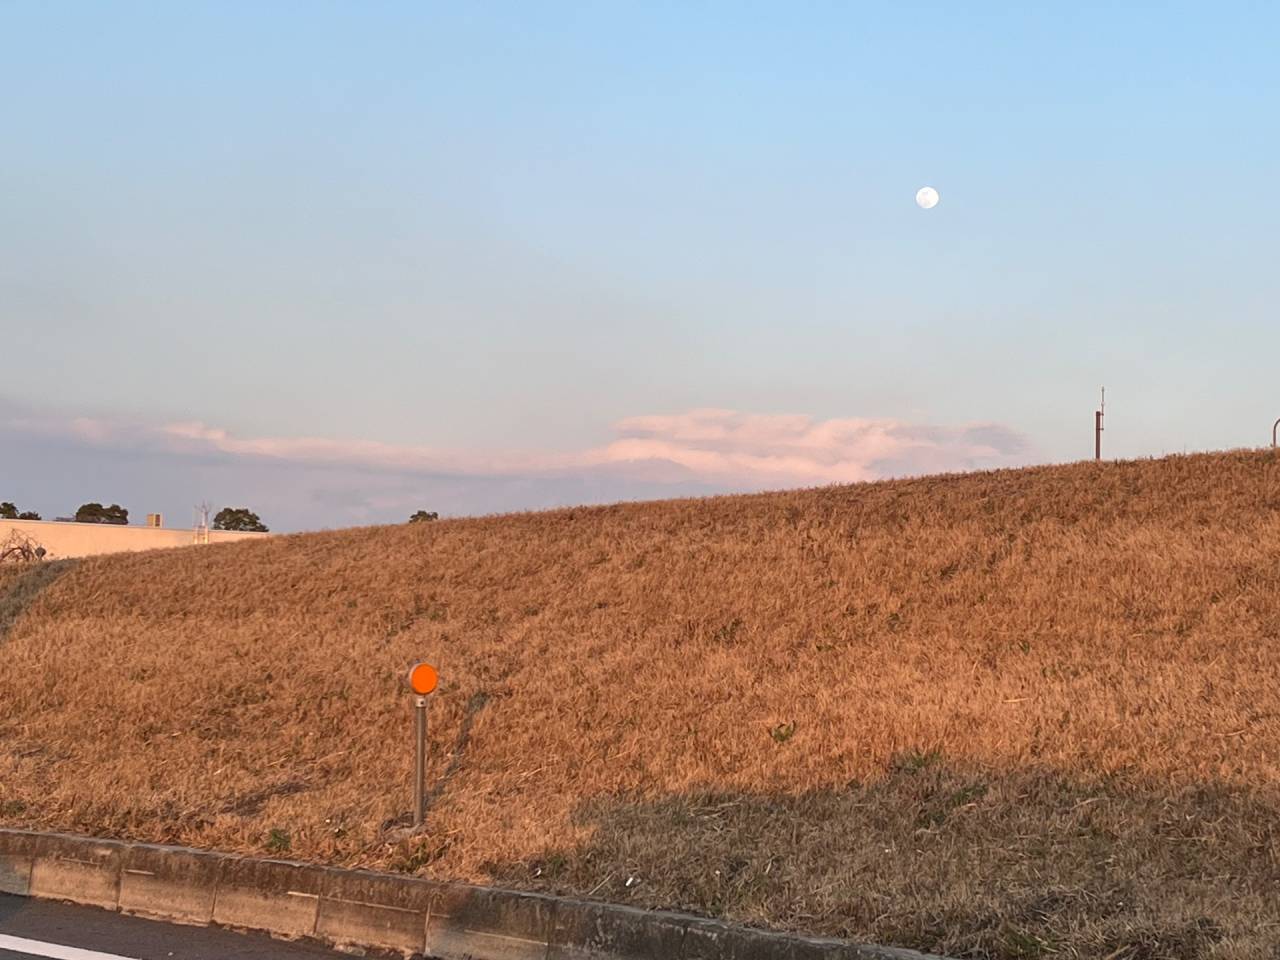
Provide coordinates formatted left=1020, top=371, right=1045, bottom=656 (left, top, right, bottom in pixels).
left=0, top=895, right=354, bottom=960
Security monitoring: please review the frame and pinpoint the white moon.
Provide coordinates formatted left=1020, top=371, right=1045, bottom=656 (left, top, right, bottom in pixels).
left=915, top=186, right=939, bottom=209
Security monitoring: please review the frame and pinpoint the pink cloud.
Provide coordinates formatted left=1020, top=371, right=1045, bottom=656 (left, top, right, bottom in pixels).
left=3, top=404, right=1034, bottom=492
left=591, top=409, right=1030, bottom=485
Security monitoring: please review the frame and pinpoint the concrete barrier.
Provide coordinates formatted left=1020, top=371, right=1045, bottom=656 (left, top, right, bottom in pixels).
left=427, top=883, right=555, bottom=960
left=316, top=866, right=436, bottom=954
left=25, top=832, right=124, bottom=910
left=0, top=829, right=948, bottom=960
left=0, top=849, right=32, bottom=896
left=119, top=842, right=221, bottom=925
left=213, top=856, right=324, bottom=939
left=548, top=899, right=688, bottom=960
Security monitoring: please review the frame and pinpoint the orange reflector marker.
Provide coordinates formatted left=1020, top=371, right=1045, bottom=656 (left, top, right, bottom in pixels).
left=408, top=662, right=439, bottom=696
left=408, top=662, right=439, bottom=829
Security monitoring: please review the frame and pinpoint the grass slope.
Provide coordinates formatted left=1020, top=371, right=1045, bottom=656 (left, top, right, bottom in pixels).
left=3, top=451, right=1280, bottom=959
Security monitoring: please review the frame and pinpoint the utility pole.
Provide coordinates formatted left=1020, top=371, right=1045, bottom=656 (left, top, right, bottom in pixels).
left=1095, top=387, right=1105, bottom=461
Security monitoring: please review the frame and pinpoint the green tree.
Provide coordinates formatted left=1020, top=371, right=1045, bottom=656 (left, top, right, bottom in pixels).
left=18, top=511, right=40, bottom=520
left=213, top=507, right=269, bottom=532
left=75, top=503, right=129, bottom=525
left=0, top=503, right=16, bottom=520
left=408, top=510, right=439, bottom=523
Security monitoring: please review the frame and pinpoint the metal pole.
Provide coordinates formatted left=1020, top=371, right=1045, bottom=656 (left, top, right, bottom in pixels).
left=1273, top=417, right=1280, bottom=449
left=413, top=695, right=428, bottom=827
left=1095, top=387, right=1105, bottom=461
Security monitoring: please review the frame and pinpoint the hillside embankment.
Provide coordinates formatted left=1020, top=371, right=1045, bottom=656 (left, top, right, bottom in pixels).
left=3, top=451, right=1280, bottom=959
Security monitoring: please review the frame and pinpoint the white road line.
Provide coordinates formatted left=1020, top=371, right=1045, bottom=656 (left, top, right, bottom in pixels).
left=0, top=934, right=141, bottom=960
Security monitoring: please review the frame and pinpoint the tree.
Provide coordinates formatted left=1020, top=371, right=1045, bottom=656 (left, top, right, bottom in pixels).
left=18, top=511, right=40, bottom=520
left=213, top=507, right=269, bottom=532
left=74, top=503, right=128, bottom=525
left=408, top=510, right=439, bottom=523
left=0, top=503, right=16, bottom=520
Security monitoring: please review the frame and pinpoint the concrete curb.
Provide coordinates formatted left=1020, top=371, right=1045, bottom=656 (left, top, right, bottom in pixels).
left=0, top=829, right=945, bottom=960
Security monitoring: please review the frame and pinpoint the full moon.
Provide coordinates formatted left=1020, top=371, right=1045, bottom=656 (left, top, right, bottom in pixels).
left=915, top=186, right=940, bottom=209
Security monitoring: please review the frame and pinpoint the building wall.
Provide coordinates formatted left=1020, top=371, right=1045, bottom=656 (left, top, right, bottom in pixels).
left=0, top=519, right=269, bottom=560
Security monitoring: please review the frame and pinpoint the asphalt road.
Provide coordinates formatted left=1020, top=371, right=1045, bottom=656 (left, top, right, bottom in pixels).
left=0, top=895, right=354, bottom=960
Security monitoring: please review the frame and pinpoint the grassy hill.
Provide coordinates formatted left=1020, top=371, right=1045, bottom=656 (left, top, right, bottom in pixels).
left=3, top=450, right=1280, bottom=959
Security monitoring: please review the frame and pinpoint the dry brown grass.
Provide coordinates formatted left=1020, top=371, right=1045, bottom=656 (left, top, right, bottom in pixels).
left=4, top=450, right=1280, bottom=958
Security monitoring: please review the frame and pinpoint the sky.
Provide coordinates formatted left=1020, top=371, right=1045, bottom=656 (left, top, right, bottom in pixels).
left=3, top=2, right=1278, bottom=530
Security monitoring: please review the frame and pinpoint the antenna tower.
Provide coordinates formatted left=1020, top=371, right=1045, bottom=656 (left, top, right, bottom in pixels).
left=194, top=502, right=211, bottom=545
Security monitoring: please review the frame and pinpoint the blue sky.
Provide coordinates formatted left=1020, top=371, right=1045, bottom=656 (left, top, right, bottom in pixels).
left=3, top=2, right=1278, bottom=529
